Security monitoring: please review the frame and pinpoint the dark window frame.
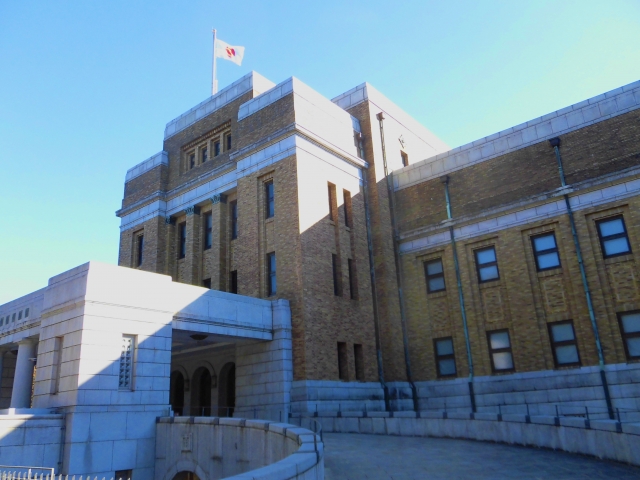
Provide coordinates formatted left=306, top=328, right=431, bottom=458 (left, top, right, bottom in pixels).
left=178, top=222, right=187, bottom=259
left=203, top=212, right=213, bottom=250
left=343, top=190, right=351, bottom=227
left=267, top=252, right=276, bottom=296
left=136, top=233, right=144, bottom=267
left=189, top=152, right=195, bottom=169
left=531, top=232, right=561, bottom=271
left=433, top=337, right=457, bottom=378
left=230, top=200, right=238, bottom=239
left=201, top=146, right=208, bottom=163
left=618, top=310, right=640, bottom=360
left=226, top=133, right=232, bottom=151
left=214, top=141, right=221, bottom=157
left=230, top=270, right=238, bottom=294
left=487, top=329, right=515, bottom=373
left=424, top=258, right=446, bottom=293
left=265, top=181, right=275, bottom=219
left=332, top=254, right=340, bottom=296
left=596, top=215, right=632, bottom=259
left=548, top=320, right=581, bottom=368
left=475, top=246, right=500, bottom=283
left=348, top=258, right=357, bottom=300
left=401, top=151, right=409, bottom=167
left=203, top=278, right=212, bottom=289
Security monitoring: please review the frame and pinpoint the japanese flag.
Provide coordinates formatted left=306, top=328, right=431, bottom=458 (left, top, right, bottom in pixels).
left=215, top=39, right=245, bottom=66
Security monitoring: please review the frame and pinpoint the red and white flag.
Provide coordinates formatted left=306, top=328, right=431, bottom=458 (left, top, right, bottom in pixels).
left=215, top=39, right=245, bottom=66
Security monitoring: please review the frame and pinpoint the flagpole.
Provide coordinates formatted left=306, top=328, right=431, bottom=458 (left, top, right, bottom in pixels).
left=212, top=29, right=218, bottom=95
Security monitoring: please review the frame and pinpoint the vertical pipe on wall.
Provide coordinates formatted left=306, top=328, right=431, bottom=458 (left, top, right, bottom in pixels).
left=441, top=176, right=476, bottom=412
left=376, top=112, right=419, bottom=412
left=549, top=137, right=614, bottom=419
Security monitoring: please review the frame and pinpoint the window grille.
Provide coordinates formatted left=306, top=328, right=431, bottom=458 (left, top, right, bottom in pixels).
left=119, top=335, right=135, bottom=390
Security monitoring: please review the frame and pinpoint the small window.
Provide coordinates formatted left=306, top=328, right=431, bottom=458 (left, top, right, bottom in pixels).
left=12, top=313, right=16, bottom=322
left=348, top=259, right=357, bottom=300
left=214, top=141, right=221, bottom=157
left=119, top=335, right=136, bottom=390
left=337, top=342, right=348, bottom=380
left=230, top=200, right=238, bottom=239
left=136, top=234, right=144, bottom=267
left=203, top=278, right=211, bottom=289
left=434, top=337, right=456, bottom=377
left=354, top=132, right=365, bottom=160
left=226, top=134, right=232, bottom=151
left=531, top=233, right=560, bottom=271
left=424, top=259, right=445, bottom=293
left=115, top=469, right=132, bottom=480
left=343, top=190, right=352, bottom=227
left=24, top=308, right=29, bottom=317
left=327, top=183, right=337, bottom=222
left=201, top=147, right=208, bottom=163
left=178, top=222, right=187, bottom=259
left=189, top=153, right=195, bottom=169
left=265, top=181, right=275, bottom=218
left=18, top=310, right=22, bottom=320
left=354, top=344, right=364, bottom=381
left=401, top=151, right=409, bottom=167
left=204, top=212, right=213, bottom=250
left=618, top=311, right=640, bottom=360
left=332, top=254, right=340, bottom=296
left=487, top=330, right=514, bottom=372
left=548, top=321, right=580, bottom=367
left=267, top=252, right=276, bottom=296
left=596, top=216, right=631, bottom=258
left=230, top=270, right=238, bottom=294
left=475, top=246, right=499, bottom=283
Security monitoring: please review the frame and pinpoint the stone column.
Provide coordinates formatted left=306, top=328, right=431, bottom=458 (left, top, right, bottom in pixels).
left=209, top=195, right=228, bottom=291
left=185, top=206, right=201, bottom=285
left=10, top=339, right=36, bottom=408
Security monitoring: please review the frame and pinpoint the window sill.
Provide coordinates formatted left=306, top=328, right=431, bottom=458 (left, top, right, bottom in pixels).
left=604, top=253, right=634, bottom=265
left=553, top=364, right=582, bottom=370
left=265, top=217, right=275, bottom=224
left=491, top=369, right=515, bottom=375
left=536, top=268, right=563, bottom=279
left=478, top=280, right=501, bottom=290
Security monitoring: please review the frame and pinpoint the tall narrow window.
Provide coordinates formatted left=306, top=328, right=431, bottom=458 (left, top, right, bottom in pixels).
left=230, top=270, right=238, bottom=294
left=596, top=215, right=631, bottom=258
left=265, top=181, right=275, bottom=218
left=354, top=132, right=365, bottom=159
left=51, top=336, right=64, bottom=394
left=354, top=344, right=364, bottom=381
left=189, top=153, right=195, bottom=169
left=337, top=342, right=348, bottom=380
left=226, top=134, right=232, bottom=151
left=343, top=190, right=352, bottom=227
left=548, top=321, right=580, bottom=367
left=531, top=232, right=560, bottom=271
left=201, top=147, right=208, bottom=163
left=401, top=151, right=409, bottom=167
left=434, top=337, right=456, bottom=377
left=204, top=212, right=213, bottom=250
left=348, top=259, right=357, bottom=300
left=475, top=246, right=499, bottom=283
left=136, top=234, right=144, bottom=267
left=332, top=254, right=340, bottom=296
left=267, top=253, right=276, bottom=296
left=115, top=470, right=132, bottom=480
left=487, top=330, right=514, bottom=373
left=25, top=308, right=29, bottom=317
left=618, top=311, right=640, bottom=360
left=214, top=141, right=221, bottom=157
left=230, top=200, right=238, bottom=239
left=327, top=183, right=337, bottom=222
left=178, top=222, right=187, bottom=259
left=203, top=278, right=211, bottom=289
left=119, top=335, right=135, bottom=390
left=424, top=259, right=445, bottom=293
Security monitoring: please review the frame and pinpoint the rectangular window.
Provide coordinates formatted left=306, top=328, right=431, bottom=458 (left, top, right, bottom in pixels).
left=201, top=147, right=208, bottom=163
left=204, top=212, right=213, bottom=250
left=328, top=183, right=337, bottom=222
left=618, top=311, right=640, bottom=360
left=25, top=308, right=29, bottom=317
left=531, top=232, right=560, bottom=271
left=265, top=181, right=275, bottom=219
left=597, top=215, right=631, bottom=258
left=136, top=234, right=144, bottom=267
left=214, top=141, right=221, bottom=157
left=18, top=310, right=22, bottom=320
left=189, top=152, right=195, bottom=169
left=12, top=313, right=16, bottom=322
left=475, top=246, right=499, bottom=283
left=267, top=252, right=276, bottom=296
left=354, top=132, right=365, bottom=160
left=230, top=270, right=238, bottom=294
left=51, top=336, right=63, bottom=394
left=343, top=190, right=352, bottom=227
left=401, top=151, right=409, bottom=167
left=230, top=200, right=238, bottom=239
left=548, top=321, right=580, bottom=367
left=118, top=335, right=135, bottom=390
left=332, top=254, right=340, bottom=296
left=348, top=259, right=357, bottom=300
left=487, top=330, right=514, bottom=372
left=115, top=469, right=132, bottom=480
left=226, top=134, right=232, bottom=151
left=354, top=344, right=364, bottom=381
left=203, top=278, right=211, bottom=289
left=424, top=258, right=446, bottom=293
left=178, top=222, right=187, bottom=259
left=337, top=342, right=348, bottom=380
left=0, top=317, right=3, bottom=326
left=434, top=337, right=456, bottom=377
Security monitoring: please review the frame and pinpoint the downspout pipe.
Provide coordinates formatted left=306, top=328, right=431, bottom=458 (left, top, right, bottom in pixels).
left=376, top=112, right=420, bottom=412
left=441, top=176, right=476, bottom=413
left=549, top=137, right=614, bottom=420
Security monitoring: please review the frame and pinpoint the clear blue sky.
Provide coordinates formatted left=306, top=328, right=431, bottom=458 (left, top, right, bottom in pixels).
left=1, top=0, right=640, bottom=304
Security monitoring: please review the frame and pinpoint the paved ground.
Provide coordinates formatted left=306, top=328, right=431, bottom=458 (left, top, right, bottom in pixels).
left=323, top=433, right=640, bottom=479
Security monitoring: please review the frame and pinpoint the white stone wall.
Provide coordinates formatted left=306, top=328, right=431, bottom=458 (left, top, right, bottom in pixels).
left=0, top=415, right=63, bottom=471
left=290, top=380, right=386, bottom=414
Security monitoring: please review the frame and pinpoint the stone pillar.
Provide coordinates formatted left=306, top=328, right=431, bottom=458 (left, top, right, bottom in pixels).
left=185, top=206, right=201, bottom=285
left=209, top=195, right=228, bottom=291
left=10, top=339, right=36, bottom=408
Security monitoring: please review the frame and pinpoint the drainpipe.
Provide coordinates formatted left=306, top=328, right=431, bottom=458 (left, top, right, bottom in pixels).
left=441, top=176, right=476, bottom=413
left=376, top=112, right=419, bottom=412
left=549, top=137, right=614, bottom=419
left=362, top=169, right=390, bottom=411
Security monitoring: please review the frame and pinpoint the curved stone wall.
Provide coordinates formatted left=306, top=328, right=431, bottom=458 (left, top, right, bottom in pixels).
left=155, top=417, right=323, bottom=480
